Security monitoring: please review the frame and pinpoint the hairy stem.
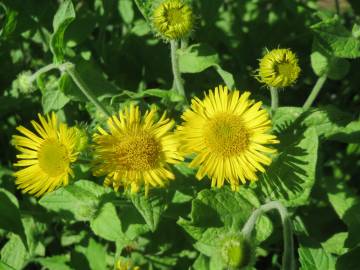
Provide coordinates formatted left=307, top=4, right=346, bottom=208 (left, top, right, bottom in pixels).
left=242, top=201, right=295, bottom=270
left=29, top=63, right=60, bottom=82
left=302, top=74, right=327, bottom=110
left=270, top=87, right=279, bottom=111
left=170, top=40, right=185, bottom=97
left=64, top=63, right=111, bottom=117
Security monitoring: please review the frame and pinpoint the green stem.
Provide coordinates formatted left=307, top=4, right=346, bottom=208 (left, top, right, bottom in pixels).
left=64, top=63, right=111, bottom=117
left=170, top=40, right=185, bottom=97
left=242, top=201, right=295, bottom=270
left=302, top=75, right=327, bottom=110
left=270, top=87, right=279, bottom=111
left=29, top=63, right=59, bottom=82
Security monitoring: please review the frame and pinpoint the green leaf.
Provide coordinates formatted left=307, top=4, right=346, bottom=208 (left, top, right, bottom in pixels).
left=178, top=44, right=235, bottom=89
left=311, top=17, right=360, bottom=59
left=311, top=50, right=350, bottom=80
left=0, top=260, right=16, bottom=270
left=35, top=255, right=71, bottom=270
left=0, top=189, right=27, bottom=249
left=78, top=239, right=107, bottom=270
left=39, top=180, right=108, bottom=221
left=0, top=234, right=27, bottom=270
left=131, top=190, right=168, bottom=232
left=256, top=126, right=319, bottom=207
left=178, top=188, right=272, bottom=257
left=273, top=106, right=360, bottom=143
left=325, top=180, right=360, bottom=247
left=133, top=0, right=153, bottom=22
left=42, top=87, right=70, bottom=113
left=90, top=202, right=124, bottom=242
left=50, top=0, right=76, bottom=63
left=0, top=8, right=18, bottom=38
left=118, top=0, right=134, bottom=24
left=298, top=243, right=336, bottom=270
left=322, top=232, right=349, bottom=255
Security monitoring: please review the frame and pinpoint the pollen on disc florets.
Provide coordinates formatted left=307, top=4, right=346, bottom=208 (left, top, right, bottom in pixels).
left=257, top=48, right=301, bottom=88
left=152, top=0, right=194, bottom=40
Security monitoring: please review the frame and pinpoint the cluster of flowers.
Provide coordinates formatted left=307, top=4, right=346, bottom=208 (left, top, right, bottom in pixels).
left=13, top=86, right=280, bottom=197
left=12, top=0, right=301, bottom=198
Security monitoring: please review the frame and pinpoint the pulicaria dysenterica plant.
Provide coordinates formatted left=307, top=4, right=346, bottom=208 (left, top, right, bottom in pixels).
left=2, top=0, right=359, bottom=269
left=12, top=113, right=79, bottom=197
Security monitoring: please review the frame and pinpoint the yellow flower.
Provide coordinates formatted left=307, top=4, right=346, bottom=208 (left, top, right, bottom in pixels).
left=12, top=113, right=78, bottom=197
left=152, top=0, right=193, bottom=40
left=177, top=85, right=279, bottom=190
left=257, top=48, right=300, bottom=88
left=93, top=104, right=182, bottom=194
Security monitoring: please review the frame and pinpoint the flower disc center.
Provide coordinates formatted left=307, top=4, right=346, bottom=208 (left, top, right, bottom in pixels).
left=115, top=132, right=161, bottom=171
left=204, top=113, right=249, bottom=157
left=166, top=8, right=184, bottom=25
left=276, top=62, right=295, bottom=78
left=38, top=139, right=70, bottom=176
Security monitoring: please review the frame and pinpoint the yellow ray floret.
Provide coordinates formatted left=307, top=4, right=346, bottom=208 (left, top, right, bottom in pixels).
left=152, top=0, right=193, bottom=40
left=12, top=113, right=79, bottom=197
left=257, top=48, right=301, bottom=88
left=93, top=104, right=183, bottom=194
left=177, top=85, right=279, bottom=190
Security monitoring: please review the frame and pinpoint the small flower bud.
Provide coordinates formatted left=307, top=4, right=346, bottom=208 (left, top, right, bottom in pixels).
left=71, top=126, right=89, bottom=153
left=257, top=48, right=301, bottom=88
left=115, top=258, right=140, bottom=270
left=17, top=71, right=35, bottom=94
left=152, top=0, right=194, bottom=40
left=220, top=233, right=254, bottom=269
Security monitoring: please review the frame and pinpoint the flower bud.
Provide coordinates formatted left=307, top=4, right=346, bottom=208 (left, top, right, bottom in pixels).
left=257, top=48, right=301, bottom=88
left=115, top=258, right=140, bottom=270
left=71, top=126, right=89, bottom=153
left=220, top=233, right=254, bottom=269
left=152, top=0, right=194, bottom=40
left=17, top=71, right=35, bottom=94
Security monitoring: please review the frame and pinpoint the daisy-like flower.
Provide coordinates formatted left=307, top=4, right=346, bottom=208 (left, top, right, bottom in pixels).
left=177, top=85, right=279, bottom=190
left=257, top=48, right=301, bottom=88
left=93, top=104, right=182, bottom=194
left=12, top=113, right=78, bottom=197
left=152, top=0, right=193, bottom=40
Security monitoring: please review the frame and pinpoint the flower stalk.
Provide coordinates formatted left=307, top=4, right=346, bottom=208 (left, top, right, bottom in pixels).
left=242, top=201, right=295, bottom=270
left=28, top=62, right=111, bottom=117
left=64, top=63, right=111, bottom=117
left=270, top=86, right=279, bottom=111
left=170, top=40, right=185, bottom=97
left=302, top=74, right=327, bottom=110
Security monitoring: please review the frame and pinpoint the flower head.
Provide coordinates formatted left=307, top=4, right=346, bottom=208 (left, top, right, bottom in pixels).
left=93, top=104, right=182, bottom=194
left=177, top=85, right=279, bottom=190
left=257, top=48, right=300, bottom=88
left=12, top=113, right=79, bottom=197
left=152, top=0, right=193, bottom=40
